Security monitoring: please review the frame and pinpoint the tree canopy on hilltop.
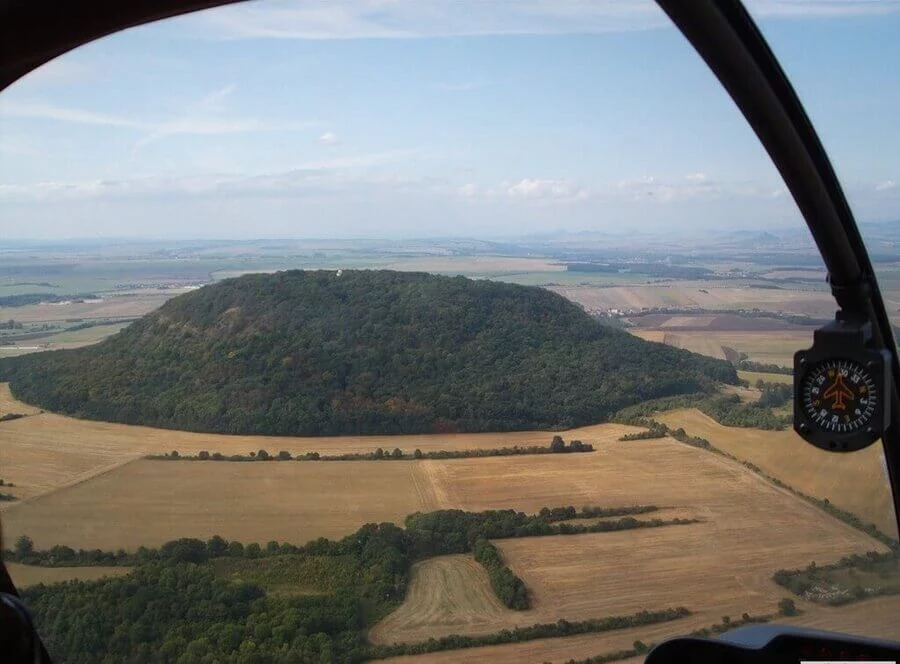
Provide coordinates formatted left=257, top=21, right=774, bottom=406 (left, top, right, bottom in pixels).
left=0, top=270, right=737, bottom=435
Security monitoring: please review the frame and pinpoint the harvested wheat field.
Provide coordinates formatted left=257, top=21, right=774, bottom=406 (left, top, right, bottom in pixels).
left=0, top=383, right=42, bottom=416
left=0, top=382, right=642, bottom=505
left=376, top=617, right=690, bottom=664
left=375, top=596, right=900, bottom=664
left=5, top=562, right=131, bottom=588
left=1, top=458, right=441, bottom=550
left=371, top=437, right=886, bottom=646
left=657, top=409, right=897, bottom=537
left=369, top=555, right=524, bottom=644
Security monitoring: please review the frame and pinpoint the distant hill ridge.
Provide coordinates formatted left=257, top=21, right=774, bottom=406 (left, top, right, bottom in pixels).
left=0, top=270, right=737, bottom=435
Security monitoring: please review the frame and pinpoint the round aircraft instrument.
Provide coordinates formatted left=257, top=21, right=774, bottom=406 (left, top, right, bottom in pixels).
left=793, top=318, right=890, bottom=453
left=799, top=358, right=877, bottom=435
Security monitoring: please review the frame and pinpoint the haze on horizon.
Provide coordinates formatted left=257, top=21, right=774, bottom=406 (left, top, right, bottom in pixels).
left=1, top=0, right=898, bottom=241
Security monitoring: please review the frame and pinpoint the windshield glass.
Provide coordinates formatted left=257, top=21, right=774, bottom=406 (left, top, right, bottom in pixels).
left=0, top=2, right=897, bottom=662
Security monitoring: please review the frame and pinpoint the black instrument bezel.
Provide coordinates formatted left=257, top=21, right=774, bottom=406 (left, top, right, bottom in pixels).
left=794, top=320, right=891, bottom=452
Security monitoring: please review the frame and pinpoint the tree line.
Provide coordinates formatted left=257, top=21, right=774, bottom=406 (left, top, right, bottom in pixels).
left=368, top=607, right=690, bottom=659
left=737, top=359, right=793, bottom=374
left=558, top=604, right=794, bottom=664
left=619, top=424, right=667, bottom=441
left=148, top=437, right=594, bottom=463
left=473, top=538, right=529, bottom=609
left=13, top=503, right=702, bottom=663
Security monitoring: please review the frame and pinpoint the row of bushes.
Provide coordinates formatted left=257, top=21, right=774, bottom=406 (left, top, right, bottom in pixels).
left=4, top=504, right=677, bottom=568
left=0, top=412, right=25, bottom=423
left=149, top=438, right=594, bottom=463
left=473, top=538, right=529, bottom=609
left=560, top=603, right=793, bottom=664
left=619, top=424, right=667, bottom=441
left=541, top=505, right=659, bottom=521
left=368, top=607, right=691, bottom=659
left=737, top=360, right=793, bottom=375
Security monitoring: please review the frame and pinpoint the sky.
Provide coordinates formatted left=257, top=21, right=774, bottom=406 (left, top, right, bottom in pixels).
left=0, top=0, right=898, bottom=240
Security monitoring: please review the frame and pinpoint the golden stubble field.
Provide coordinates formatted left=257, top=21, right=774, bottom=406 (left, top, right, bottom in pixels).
left=369, top=438, right=888, bottom=646
left=374, top=595, right=900, bottom=664
left=631, top=329, right=812, bottom=366
left=657, top=408, right=897, bottom=537
left=3, top=384, right=898, bottom=663
left=0, top=383, right=642, bottom=506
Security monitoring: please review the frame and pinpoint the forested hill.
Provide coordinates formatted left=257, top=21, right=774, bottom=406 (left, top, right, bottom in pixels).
left=0, top=270, right=737, bottom=435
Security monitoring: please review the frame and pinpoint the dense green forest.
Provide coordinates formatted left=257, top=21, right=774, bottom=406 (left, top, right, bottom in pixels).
left=11, top=504, right=693, bottom=663
left=0, top=270, right=736, bottom=435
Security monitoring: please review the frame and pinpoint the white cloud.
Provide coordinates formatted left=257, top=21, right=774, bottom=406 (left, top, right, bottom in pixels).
left=611, top=174, right=792, bottom=203
left=318, top=131, right=341, bottom=146
left=875, top=179, right=897, bottom=191
left=507, top=178, right=587, bottom=201
left=0, top=100, right=150, bottom=129
left=1, top=88, right=317, bottom=151
left=192, top=0, right=900, bottom=41
left=0, top=150, right=422, bottom=202
left=132, top=84, right=317, bottom=152
left=458, top=183, right=479, bottom=198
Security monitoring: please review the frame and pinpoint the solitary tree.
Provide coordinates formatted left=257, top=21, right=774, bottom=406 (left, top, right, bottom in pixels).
left=198, top=450, right=210, bottom=460
left=277, top=450, right=291, bottom=460
left=778, top=598, right=799, bottom=616
left=413, top=448, right=423, bottom=459
left=257, top=449, right=270, bottom=460
left=206, top=535, right=228, bottom=557
left=14, top=535, right=34, bottom=560
left=391, top=447, right=403, bottom=459
left=550, top=435, right=566, bottom=453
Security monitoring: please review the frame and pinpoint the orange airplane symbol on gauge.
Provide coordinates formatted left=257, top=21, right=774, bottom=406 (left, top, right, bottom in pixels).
left=823, top=372, right=855, bottom=411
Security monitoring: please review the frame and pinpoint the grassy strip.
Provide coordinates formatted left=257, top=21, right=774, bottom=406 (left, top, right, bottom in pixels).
left=366, top=607, right=691, bottom=659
